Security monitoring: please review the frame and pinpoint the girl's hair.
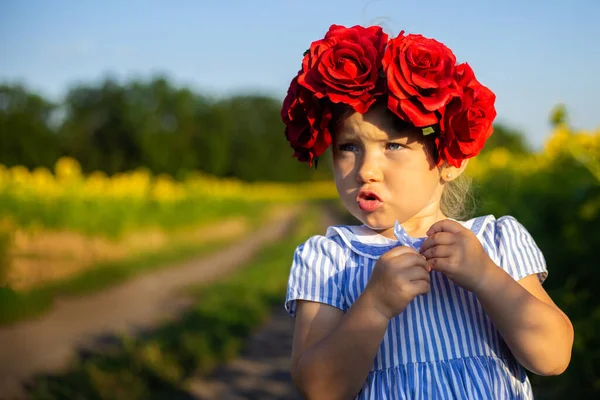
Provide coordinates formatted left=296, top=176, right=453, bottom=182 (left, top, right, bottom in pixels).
left=330, top=99, right=475, bottom=221
left=441, top=173, right=474, bottom=221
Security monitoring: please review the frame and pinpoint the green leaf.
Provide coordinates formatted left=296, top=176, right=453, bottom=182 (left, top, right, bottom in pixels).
left=422, top=126, right=435, bottom=136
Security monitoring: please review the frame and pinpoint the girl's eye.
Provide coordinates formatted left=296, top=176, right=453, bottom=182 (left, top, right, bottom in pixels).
left=339, top=143, right=358, bottom=152
left=386, top=142, right=403, bottom=150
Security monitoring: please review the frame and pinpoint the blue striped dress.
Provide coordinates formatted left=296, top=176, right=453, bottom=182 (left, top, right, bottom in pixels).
left=285, top=215, right=547, bottom=399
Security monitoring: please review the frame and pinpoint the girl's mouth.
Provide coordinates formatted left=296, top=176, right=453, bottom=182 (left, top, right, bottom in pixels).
left=356, top=190, right=383, bottom=212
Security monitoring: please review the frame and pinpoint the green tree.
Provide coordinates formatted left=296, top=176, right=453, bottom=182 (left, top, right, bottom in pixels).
left=125, top=77, right=211, bottom=177
left=59, top=79, right=143, bottom=174
left=0, top=84, right=59, bottom=168
left=2, top=77, right=332, bottom=181
left=549, top=104, right=568, bottom=127
left=481, top=123, right=531, bottom=154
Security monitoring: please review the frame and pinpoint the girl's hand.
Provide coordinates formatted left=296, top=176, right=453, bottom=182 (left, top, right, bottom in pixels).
left=420, top=219, right=495, bottom=293
left=365, top=246, right=430, bottom=320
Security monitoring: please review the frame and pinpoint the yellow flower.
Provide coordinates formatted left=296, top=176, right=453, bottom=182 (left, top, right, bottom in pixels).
left=31, top=167, right=59, bottom=197
left=10, top=165, right=30, bottom=185
left=488, top=147, right=512, bottom=170
left=83, top=171, right=108, bottom=198
left=55, top=157, right=82, bottom=183
left=544, top=126, right=571, bottom=161
left=152, top=175, right=185, bottom=203
left=0, top=165, right=9, bottom=190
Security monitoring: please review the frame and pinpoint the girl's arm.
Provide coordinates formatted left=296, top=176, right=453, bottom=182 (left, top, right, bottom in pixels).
left=421, top=219, right=574, bottom=376
left=290, top=292, right=389, bottom=400
left=473, top=264, right=574, bottom=376
left=290, top=246, right=430, bottom=400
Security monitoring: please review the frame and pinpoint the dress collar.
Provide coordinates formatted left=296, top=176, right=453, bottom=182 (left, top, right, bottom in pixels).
left=326, top=215, right=495, bottom=259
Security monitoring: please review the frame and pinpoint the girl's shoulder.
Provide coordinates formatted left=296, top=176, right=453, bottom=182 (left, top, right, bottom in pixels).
left=292, top=228, right=350, bottom=267
left=460, top=214, right=537, bottom=243
left=466, top=214, right=548, bottom=282
left=286, top=227, right=358, bottom=316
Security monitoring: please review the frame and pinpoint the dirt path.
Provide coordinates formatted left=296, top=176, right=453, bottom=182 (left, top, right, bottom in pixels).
left=0, top=205, right=300, bottom=399
left=188, top=307, right=303, bottom=400
left=186, top=206, right=341, bottom=400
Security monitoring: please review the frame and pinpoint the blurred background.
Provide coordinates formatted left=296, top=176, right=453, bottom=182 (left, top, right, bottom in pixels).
left=0, top=0, right=598, bottom=399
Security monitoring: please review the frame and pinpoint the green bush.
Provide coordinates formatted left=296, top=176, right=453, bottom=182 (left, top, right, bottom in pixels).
left=473, top=154, right=600, bottom=398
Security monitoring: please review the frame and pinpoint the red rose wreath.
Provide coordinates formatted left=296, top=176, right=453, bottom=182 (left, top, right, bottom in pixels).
left=281, top=25, right=497, bottom=168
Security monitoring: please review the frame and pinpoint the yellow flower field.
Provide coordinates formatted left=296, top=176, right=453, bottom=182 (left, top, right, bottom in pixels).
left=0, top=124, right=598, bottom=290
left=0, top=159, right=337, bottom=289
left=467, top=124, right=600, bottom=182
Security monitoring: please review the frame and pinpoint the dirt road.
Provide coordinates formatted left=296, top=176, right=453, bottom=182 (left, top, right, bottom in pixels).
left=188, top=307, right=303, bottom=400
left=0, top=206, right=300, bottom=399
left=186, top=206, right=340, bottom=399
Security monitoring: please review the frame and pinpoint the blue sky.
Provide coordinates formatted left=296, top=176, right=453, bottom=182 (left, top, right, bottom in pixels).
left=1, top=0, right=599, bottom=148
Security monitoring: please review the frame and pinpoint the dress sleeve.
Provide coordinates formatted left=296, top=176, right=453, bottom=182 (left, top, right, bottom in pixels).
left=495, top=216, right=548, bottom=283
left=285, top=235, right=348, bottom=317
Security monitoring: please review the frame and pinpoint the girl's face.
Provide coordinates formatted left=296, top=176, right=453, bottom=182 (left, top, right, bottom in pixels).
left=332, top=105, right=446, bottom=239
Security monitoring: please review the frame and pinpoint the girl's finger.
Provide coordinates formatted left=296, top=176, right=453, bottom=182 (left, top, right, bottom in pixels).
left=420, top=232, right=455, bottom=253
left=401, top=265, right=431, bottom=283
left=421, top=244, right=454, bottom=260
left=407, top=254, right=432, bottom=272
left=427, top=256, right=453, bottom=273
left=394, top=253, right=429, bottom=270
left=409, top=280, right=431, bottom=297
left=426, top=219, right=464, bottom=237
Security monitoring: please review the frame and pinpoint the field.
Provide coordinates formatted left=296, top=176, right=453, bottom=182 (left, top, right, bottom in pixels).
left=0, top=123, right=598, bottom=397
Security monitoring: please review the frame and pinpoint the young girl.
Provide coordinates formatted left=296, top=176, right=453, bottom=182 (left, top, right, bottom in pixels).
left=282, top=25, right=574, bottom=399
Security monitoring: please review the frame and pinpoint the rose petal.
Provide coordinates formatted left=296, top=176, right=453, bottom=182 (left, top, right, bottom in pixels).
left=400, top=99, right=438, bottom=127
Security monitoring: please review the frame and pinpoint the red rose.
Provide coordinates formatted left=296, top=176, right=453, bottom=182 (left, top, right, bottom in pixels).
left=438, top=63, right=497, bottom=167
left=298, top=24, right=388, bottom=114
left=281, top=75, right=333, bottom=165
left=383, top=32, right=459, bottom=127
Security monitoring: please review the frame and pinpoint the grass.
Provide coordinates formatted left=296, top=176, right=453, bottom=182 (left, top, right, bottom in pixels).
left=0, top=195, right=271, bottom=239
left=24, top=207, right=319, bottom=400
left=0, top=227, right=10, bottom=286
left=0, top=204, right=274, bottom=327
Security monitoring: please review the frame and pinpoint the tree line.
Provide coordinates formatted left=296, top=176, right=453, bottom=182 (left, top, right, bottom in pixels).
left=0, top=76, right=529, bottom=182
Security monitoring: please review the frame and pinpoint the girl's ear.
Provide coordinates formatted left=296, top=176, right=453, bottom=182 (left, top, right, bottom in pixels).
left=441, top=159, right=469, bottom=182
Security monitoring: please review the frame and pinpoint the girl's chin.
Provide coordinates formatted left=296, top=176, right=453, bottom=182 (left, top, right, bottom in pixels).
left=360, top=214, right=392, bottom=227
left=348, top=207, right=394, bottom=231
left=360, top=219, right=396, bottom=237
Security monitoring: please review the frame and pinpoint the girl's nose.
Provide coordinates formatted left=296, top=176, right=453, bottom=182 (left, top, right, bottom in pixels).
left=356, top=154, right=383, bottom=183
